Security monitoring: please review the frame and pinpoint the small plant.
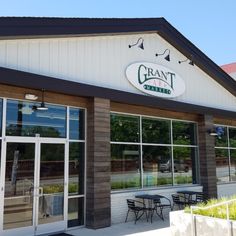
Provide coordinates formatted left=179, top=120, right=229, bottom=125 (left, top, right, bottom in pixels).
left=185, top=195, right=236, bottom=220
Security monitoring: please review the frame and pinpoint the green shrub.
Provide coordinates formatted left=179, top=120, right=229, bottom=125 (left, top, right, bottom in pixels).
left=43, top=184, right=64, bottom=194
left=185, top=195, right=236, bottom=220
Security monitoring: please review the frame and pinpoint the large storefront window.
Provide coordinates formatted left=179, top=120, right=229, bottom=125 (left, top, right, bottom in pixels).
left=111, top=113, right=198, bottom=190
left=215, top=125, right=236, bottom=183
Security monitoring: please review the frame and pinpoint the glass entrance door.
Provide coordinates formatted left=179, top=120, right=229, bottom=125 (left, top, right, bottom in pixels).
left=2, top=140, right=66, bottom=236
left=36, top=143, right=66, bottom=235
left=3, top=142, right=35, bottom=233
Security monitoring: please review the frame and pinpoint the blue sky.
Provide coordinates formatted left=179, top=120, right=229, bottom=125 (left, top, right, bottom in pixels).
left=0, top=0, right=235, bottom=65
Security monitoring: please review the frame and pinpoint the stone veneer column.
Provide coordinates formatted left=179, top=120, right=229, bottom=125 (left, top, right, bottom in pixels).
left=198, top=114, right=217, bottom=199
left=86, top=97, right=111, bottom=229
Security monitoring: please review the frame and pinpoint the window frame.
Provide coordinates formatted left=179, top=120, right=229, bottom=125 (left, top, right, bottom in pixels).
left=110, top=111, right=199, bottom=192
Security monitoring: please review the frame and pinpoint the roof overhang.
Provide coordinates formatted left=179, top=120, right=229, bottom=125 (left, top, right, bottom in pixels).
left=0, top=66, right=235, bottom=119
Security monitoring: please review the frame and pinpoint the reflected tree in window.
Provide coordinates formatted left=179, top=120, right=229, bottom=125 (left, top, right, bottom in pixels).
left=111, top=144, right=140, bottom=190
left=111, top=114, right=139, bottom=142
left=142, top=118, right=171, bottom=144
left=229, top=128, right=236, bottom=148
left=173, top=121, right=197, bottom=145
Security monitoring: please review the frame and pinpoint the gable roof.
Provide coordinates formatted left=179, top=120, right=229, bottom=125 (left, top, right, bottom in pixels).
left=0, top=17, right=235, bottom=97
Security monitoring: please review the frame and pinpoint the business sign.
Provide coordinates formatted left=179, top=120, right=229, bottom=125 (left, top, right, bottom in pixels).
left=125, top=62, right=185, bottom=98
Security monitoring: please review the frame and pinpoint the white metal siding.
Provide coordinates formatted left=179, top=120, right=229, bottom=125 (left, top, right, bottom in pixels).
left=0, top=33, right=235, bottom=111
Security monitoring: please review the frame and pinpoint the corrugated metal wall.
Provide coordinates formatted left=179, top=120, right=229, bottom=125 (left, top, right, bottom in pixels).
left=0, top=33, right=235, bottom=111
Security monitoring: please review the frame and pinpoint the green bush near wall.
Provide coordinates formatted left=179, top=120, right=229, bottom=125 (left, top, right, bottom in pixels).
left=111, top=175, right=192, bottom=190
left=185, top=195, right=236, bottom=220
left=43, top=183, right=78, bottom=194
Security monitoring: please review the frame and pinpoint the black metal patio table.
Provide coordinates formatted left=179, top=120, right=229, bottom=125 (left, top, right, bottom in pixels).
left=176, top=190, right=203, bottom=205
left=135, top=194, right=172, bottom=222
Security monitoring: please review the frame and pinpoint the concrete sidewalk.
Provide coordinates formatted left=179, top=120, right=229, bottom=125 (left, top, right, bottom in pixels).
left=68, top=217, right=171, bottom=236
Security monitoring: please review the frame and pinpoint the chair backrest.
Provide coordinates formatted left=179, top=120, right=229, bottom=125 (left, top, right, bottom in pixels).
left=196, top=193, right=204, bottom=202
left=127, top=199, right=136, bottom=209
left=153, top=198, right=161, bottom=205
left=172, top=194, right=180, bottom=202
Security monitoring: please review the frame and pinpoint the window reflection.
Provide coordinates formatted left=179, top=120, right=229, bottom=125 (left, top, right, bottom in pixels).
left=229, top=128, right=236, bottom=148
left=230, top=149, right=236, bottom=181
left=216, top=149, right=229, bottom=182
left=215, top=126, right=228, bottom=147
left=39, top=144, right=64, bottom=225
left=111, top=114, right=139, bottom=142
left=68, top=197, right=84, bottom=227
left=110, top=113, right=198, bottom=190
left=69, top=142, right=84, bottom=196
left=215, top=125, right=236, bottom=183
left=173, top=147, right=197, bottom=185
left=173, top=121, right=197, bottom=145
left=142, top=118, right=171, bottom=144
left=143, top=146, right=172, bottom=187
left=6, top=100, right=66, bottom=138
left=4, top=143, right=34, bottom=229
left=69, top=108, right=85, bottom=140
left=111, top=144, right=140, bottom=190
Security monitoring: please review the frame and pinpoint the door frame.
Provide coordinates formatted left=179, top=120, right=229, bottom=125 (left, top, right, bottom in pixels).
left=0, top=136, right=69, bottom=236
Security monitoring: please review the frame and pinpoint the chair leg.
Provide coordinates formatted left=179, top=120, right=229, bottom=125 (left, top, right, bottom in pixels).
left=145, top=209, right=149, bottom=222
left=125, top=209, right=130, bottom=222
left=134, top=211, right=140, bottom=224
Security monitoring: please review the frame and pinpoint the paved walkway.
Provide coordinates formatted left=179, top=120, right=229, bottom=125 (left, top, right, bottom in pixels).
left=68, top=217, right=171, bottom=236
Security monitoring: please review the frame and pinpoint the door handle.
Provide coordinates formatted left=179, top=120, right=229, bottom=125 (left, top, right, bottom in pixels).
left=38, top=187, right=44, bottom=197
left=31, top=187, right=44, bottom=197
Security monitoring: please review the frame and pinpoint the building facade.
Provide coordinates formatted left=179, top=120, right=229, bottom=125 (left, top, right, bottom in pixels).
left=0, top=17, right=235, bottom=235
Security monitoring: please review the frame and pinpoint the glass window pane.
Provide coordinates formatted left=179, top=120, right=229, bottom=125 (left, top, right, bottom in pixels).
left=216, top=149, right=229, bottom=182
left=4, top=143, right=34, bottom=229
left=142, top=118, right=171, bottom=144
left=215, top=126, right=228, bottom=147
left=143, top=145, right=172, bottom=187
left=173, top=147, right=197, bottom=185
left=69, top=108, right=85, bottom=140
left=39, top=144, right=64, bottom=224
left=6, top=100, right=66, bottom=138
left=68, top=197, right=84, bottom=227
left=173, top=121, right=197, bottom=145
left=111, top=114, right=139, bottom=143
left=111, top=144, right=140, bottom=190
left=229, top=128, right=236, bottom=148
left=69, top=142, right=84, bottom=196
left=230, top=149, right=236, bottom=181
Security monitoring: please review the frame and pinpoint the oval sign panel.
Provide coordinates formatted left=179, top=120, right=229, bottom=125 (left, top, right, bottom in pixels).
left=126, top=62, right=185, bottom=98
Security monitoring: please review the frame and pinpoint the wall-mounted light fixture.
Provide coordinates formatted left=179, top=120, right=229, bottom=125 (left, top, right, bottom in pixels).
left=24, top=93, right=38, bottom=101
left=37, top=89, right=48, bottom=111
left=207, top=128, right=218, bottom=136
left=178, top=56, right=194, bottom=66
left=207, top=126, right=224, bottom=138
left=128, top=37, right=144, bottom=50
left=155, top=49, right=170, bottom=61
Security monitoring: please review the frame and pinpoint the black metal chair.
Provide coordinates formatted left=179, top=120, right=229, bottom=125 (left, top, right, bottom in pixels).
left=125, top=199, right=148, bottom=224
left=151, top=197, right=172, bottom=222
left=188, top=193, right=205, bottom=205
left=172, top=194, right=186, bottom=210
